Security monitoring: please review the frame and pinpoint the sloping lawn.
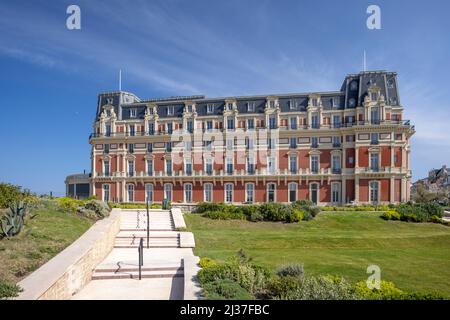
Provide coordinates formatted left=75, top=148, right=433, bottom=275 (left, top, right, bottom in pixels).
left=185, top=211, right=450, bottom=297
left=0, top=202, right=93, bottom=286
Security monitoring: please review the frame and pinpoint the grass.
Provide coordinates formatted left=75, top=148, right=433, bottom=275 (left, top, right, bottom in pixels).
left=185, top=211, right=450, bottom=297
left=0, top=201, right=93, bottom=286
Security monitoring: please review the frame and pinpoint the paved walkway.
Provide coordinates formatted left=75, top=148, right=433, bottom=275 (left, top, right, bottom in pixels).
left=73, top=209, right=196, bottom=300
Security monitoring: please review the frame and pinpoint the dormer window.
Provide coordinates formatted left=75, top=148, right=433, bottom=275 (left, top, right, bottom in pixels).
left=207, top=104, right=214, bottom=114
left=167, top=106, right=174, bottom=116
left=148, top=108, right=154, bottom=115
left=371, top=92, right=378, bottom=101
left=107, top=98, right=113, bottom=105
left=350, top=80, right=358, bottom=91
left=130, top=108, right=137, bottom=118
left=106, top=109, right=111, bottom=117
left=311, top=98, right=318, bottom=107
left=187, top=105, right=193, bottom=113
left=348, top=98, right=356, bottom=108
left=247, top=102, right=255, bottom=112
left=227, top=103, right=233, bottom=111
left=269, top=100, right=276, bottom=109
left=288, top=100, right=297, bottom=110
left=332, top=97, right=339, bottom=108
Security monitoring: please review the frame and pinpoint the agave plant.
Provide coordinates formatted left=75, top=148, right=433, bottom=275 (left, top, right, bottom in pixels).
left=0, top=201, right=27, bottom=238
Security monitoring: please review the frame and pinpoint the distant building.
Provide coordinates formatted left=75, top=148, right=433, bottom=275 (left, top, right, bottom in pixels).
left=413, top=165, right=450, bottom=193
left=65, top=173, right=91, bottom=199
left=87, top=70, right=415, bottom=205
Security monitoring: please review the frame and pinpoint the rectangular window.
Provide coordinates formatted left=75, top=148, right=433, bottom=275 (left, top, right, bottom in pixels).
left=311, top=137, right=318, bottom=148
left=311, top=155, right=319, bottom=173
left=206, top=120, right=213, bottom=131
left=105, top=124, right=111, bottom=137
left=311, top=114, right=319, bottom=128
left=371, top=107, right=379, bottom=124
left=205, top=158, right=213, bottom=175
left=288, top=183, right=297, bottom=202
left=247, top=119, right=254, bottom=129
left=146, top=184, right=154, bottom=203
left=332, top=136, right=341, bottom=147
left=187, top=105, right=193, bottom=113
left=130, top=108, right=137, bottom=118
left=246, top=138, right=254, bottom=150
left=167, top=122, right=173, bottom=134
left=333, top=115, right=341, bottom=128
left=290, top=137, right=297, bottom=149
left=288, top=99, right=297, bottom=110
left=332, top=155, right=341, bottom=173
left=204, top=184, right=212, bottom=202
left=149, top=121, right=155, bottom=135
left=184, top=184, right=192, bottom=203
left=128, top=144, right=134, bottom=153
left=166, top=159, right=172, bottom=176
left=270, top=100, right=276, bottom=109
left=166, top=142, right=172, bottom=152
left=311, top=98, right=318, bottom=107
left=227, top=118, right=234, bottom=130
left=246, top=184, right=254, bottom=203
left=167, top=106, right=174, bottom=116
left=207, top=104, right=214, bottom=114
left=185, top=159, right=192, bottom=176
left=226, top=139, right=233, bottom=151
left=371, top=133, right=379, bottom=145
left=370, top=153, right=379, bottom=171
left=348, top=156, right=354, bottom=165
left=129, top=125, right=135, bottom=136
left=268, top=138, right=276, bottom=150
left=370, top=181, right=379, bottom=203
left=225, top=184, right=233, bottom=203
left=147, top=143, right=153, bottom=153
left=205, top=140, right=212, bottom=151
left=147, top=160, right=153, bottom=176
left=290, top=117, right=297, bottom=129
left=269, top=116, right=277, bottom=129
left=247, top=102, right=255, bottom=112
left=128, top=161, right=134, bottom=177
left=104, top=161, right=110, bottom=177
left=103, top=184, right=110, bottom=202
left=332, top=183, right=340, bottom=203
left=247, top=157, right=255, bottom=174
left=184, top=140, right=192, bottom=151
left=289, top=156, right=297, bottom=173
left=268, top=156, right=276, bottom=174
left=104, top=144, right=110, bottom=154
left=227, top=103, right=233, bottom=111
left=226, top=157, right=233, bottom=175
left=187, top=120, right=194, bottom=133
left=332, top=97, right=339, bottom=108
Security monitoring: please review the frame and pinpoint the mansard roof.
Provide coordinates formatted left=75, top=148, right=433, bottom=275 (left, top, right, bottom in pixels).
left=95, top=70, right=401, bottom=121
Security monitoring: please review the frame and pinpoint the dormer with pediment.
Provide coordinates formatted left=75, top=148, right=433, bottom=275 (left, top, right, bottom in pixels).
left=307, top=94, right=322, bottom=128
left=144, top=103, right=158, bottom=134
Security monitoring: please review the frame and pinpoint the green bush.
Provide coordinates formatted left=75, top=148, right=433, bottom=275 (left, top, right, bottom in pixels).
left=288, top=275, right=359, bottom=300
left=276, top=263, right=304, bottom=278
left=196, top=202, right=228, bottom=213
left=395, top=203, right=444, bottom=223
left=199, top=257, right=218, bottom=269
left=0, top=281, right=22, bottom=299
left=83, top=200, right=111, bottom=219
left=258, top=203, right=286, bottom=221
left=203, top=210, right=246, bottom=220
left=355, top=280, right=404, bottom=300
left=202, top=279, right=254, bottom=300
left=0, top=183, right=27, bottom=209
left=381, top=210, right=400, bottom=221
left=57, top=197, right=83, bottom=213
left=266, top=276, right=302, bottom=299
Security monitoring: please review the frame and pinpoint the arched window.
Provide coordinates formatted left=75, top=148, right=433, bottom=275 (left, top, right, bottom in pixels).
left=127, top=184, right=135, bottom=202
left=204, top=183, right=213, bottom=202
left=184, top=183, right=193, bottom=203
left=164, top=183, right=173, bottom=202
left=145, top=184, right=154, bottom=204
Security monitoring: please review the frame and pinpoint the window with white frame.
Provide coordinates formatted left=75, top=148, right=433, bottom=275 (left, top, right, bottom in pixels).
left=184, top=183, right=193, bottom=203
left=332, top=155, right=341, bottom=173
left=187, top=120, right=194, bottom=133
left=128, top=160, right=134, bottom=177
left=267, top=183, right=276, bottom=202
left=166, top=159, right=172, bottom=176
left=225, top=183, right=233, bottom=203
left=145, top=184, right=154, bottom=203
left=204, top=183, right=213, bottom=202
left=331, top=182, right=340, bottom=203
left=127, top=184, right=134, bottom=202
left=206, top=120, right=213, bottom=131
left=289, top=155, right=297, bottom=173
left=205, top=158, right=213, bottom=175
left=226, top=138, right=233, bottom=151
left=288, top=99, right=297, bottom=110
left=288, top=182, right=297, bottom=202
left=104, top=160, right=110, bottom=177
left=103, top=184, right=110, bottom=202
left=164, top=183, right=172, bottom=201
left=290, top=117, right=297, bottom=129
left=227, top=103, right=233, bottom=111
left=370, top=153, right=379, bottom=171
left=185, top=158, right=192, bottom=175
left=147, top=159, right=153, bottom=176
left=130, top=108, right=137, bottom=118
left=311, top=155, right=319, bottom=173
left=247, top=102, right=255, bottom=112
left=268, top=156, right=276, bottom=174
left=149, top=121, right=155, bottom=135
left=246, top=183, right=254, bottom=203
left=269, top=100, right=276, bottom=109
left=247, top=157, right=255, bottom=174
left=310, top=183, right=319, bottom=204
left=311, top=113, right=319, bottom=128
left=269, top=116, right=277, bottom=129
left=247, top=119, right=254, bottom=129
left=207, top=104, right=214, bottom=114
left=167, top=106, right=174, bottom=116
left=369, top=181, right=379, bottom=203
left=226, top=156, right=233, bottom=174
left=227, top=118, right=234, bottom=130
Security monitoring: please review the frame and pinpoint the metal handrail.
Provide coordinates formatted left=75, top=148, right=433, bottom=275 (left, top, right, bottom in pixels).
left=146, top=199, right=150, bottom=249
left=138, top=238, right=144, bottom=280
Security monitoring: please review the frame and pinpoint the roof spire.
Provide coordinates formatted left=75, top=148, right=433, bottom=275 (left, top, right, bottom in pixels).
left=119, top=69, right=122, bottom=91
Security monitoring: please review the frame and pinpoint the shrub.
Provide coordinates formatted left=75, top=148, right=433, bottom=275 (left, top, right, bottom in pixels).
left=203, top=210, right=246, bottom=220
left=199, top=257, right=218, bottom=269
left=258, top=203, right=286, bottom=221
left=196, top=202, right=227, bottom=213
left=381, top=210, right=400, bottom=221
left=355, top=280, right=404, bottom=300
left=291, top=275, right=359, bottom=300
left=248, top=211, right=264, bottom=222
left=285, top=208, right=304, bottom=223
left=84, top=200, right=111, bottom=219
left=202, top=279, right=253, bottom=300
left=276, top=263, right=304, bottom=279
left=0, top=183, right=22, bottom=209
left=0, top=281, right=22, bottom=299
left=57, top=197, right=83, bottom=213
left=266, top=276, right=302, bottom=299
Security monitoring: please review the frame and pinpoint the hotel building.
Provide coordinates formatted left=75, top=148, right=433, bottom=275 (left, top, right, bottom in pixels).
left=88, top=70, right=415, bottom=205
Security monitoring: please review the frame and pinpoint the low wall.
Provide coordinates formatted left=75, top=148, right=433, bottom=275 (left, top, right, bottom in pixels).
left=183, top=256, right=202, bottom=300
left=17, top=209, right=121, bottom=300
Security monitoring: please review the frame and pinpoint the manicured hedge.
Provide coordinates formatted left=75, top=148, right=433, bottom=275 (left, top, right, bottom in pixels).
left=382, top=202, right=445, bottom=223
left=196, top=201, right=318, bottom=223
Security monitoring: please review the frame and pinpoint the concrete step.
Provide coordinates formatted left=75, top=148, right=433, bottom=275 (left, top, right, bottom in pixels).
left=92, top=267, right=184, bottom=280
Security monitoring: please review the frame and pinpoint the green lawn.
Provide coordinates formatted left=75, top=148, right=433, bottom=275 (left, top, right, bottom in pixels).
left=0, top=202, right=93, bottom=285
left=185, top=212, right=450, bottom=297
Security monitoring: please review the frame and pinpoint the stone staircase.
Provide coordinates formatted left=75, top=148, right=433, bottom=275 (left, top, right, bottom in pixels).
left=91, top=262, right=184, bottom=280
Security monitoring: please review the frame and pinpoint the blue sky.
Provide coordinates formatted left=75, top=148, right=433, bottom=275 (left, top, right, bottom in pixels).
left=0, top=0, right=449, bottom=195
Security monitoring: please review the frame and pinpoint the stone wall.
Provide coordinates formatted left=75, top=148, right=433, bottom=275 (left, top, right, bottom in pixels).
left=17, top=209, right=121, bottom=300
